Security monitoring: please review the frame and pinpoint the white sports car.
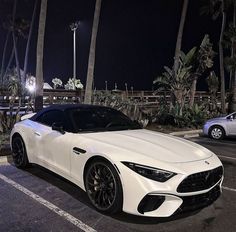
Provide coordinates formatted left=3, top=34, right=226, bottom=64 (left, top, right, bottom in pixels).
left=10, top=104, right=223, bottom=217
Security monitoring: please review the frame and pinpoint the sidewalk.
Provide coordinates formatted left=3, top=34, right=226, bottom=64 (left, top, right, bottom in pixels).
left=169, top=129, right=203, bottom=138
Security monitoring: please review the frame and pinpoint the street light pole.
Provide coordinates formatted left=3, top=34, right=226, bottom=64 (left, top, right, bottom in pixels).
left=70, top=21, right=79, bottom=80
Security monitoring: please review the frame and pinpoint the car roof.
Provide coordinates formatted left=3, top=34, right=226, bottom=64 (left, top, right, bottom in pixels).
left=30, top=104, right=113, bottom=121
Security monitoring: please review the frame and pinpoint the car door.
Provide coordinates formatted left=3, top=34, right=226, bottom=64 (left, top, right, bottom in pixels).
left=33, top=110, right=71, bottom=177
left=227, top=113, right=236, bottom=135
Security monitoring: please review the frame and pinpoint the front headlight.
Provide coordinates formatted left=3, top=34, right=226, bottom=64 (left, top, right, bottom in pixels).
left=122, top=162, right=176, bottom=182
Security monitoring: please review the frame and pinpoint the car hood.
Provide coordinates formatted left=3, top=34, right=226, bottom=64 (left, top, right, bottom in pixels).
left=206, top=116, right=226, bottom=123
left=82, top=129, right=213, bottom=163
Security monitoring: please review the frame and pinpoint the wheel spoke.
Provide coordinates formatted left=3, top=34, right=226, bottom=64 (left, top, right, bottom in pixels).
left=87, top=180, right=99, bottom=187
left=211, top=127, right=223, bottom=139
left=96, top=189, right=102, bottom=206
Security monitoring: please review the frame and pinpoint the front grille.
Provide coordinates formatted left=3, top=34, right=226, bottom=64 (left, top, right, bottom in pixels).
left=176, top=184, right=221, bottom=214
left=177, top=166, right=223, bottom=193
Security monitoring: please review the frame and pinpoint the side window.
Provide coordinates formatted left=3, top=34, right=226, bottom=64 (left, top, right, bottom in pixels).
left=36, top=110, right=65, bottom=127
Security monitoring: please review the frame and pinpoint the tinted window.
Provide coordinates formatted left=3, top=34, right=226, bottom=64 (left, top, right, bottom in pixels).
left=69, top=108, right=141, bottom=132
left=36, top=110, right=65, bottom=127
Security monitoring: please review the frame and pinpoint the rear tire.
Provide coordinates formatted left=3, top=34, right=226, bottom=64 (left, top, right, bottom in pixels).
left=209, top=126, right=225, bottom=140
left=12, top=135, right=29, bottom=168
left=85, top=158, right=123, bottom=214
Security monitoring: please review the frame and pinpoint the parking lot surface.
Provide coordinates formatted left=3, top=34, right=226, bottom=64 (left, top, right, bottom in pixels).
left=0, top=136, right=236, bottom=232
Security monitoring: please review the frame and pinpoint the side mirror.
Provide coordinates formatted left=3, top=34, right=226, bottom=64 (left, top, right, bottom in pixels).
left=228, top=115, right=234, bottom=121
left=52, top=122, right=65, bottom=134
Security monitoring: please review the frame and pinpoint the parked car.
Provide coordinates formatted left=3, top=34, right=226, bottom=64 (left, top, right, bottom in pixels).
left=11, top=104, right=223, bottom=217
left=203, top=112, right=236, bottom=140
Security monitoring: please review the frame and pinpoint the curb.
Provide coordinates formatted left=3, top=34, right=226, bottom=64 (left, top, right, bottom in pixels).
left=0, top=155, right=11, bottom=164
left=169, top=129, right=202, bottom=138
left=0, top=147, right=11, bottom=156
left=0, top=146, right=12, bottom=164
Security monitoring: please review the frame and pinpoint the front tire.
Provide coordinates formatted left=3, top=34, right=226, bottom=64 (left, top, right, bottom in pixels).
left=85, top=158, right=123, bottom=214
left=12, top=135, right=29, bottom=168
left=209, top=126, right=225, bottom=140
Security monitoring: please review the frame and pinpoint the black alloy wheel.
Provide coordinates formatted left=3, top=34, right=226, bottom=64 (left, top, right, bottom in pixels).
left=12, top=136, right=29, bottom=168
left=85, top=159, right=123, bottom=214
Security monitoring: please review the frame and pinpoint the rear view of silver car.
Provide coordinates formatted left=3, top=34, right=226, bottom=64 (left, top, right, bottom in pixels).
left=203, top=112, right=236, bottom=139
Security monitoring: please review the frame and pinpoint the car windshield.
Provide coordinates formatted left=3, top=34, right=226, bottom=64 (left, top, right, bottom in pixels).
left=69, top=107, right=142, bottom=132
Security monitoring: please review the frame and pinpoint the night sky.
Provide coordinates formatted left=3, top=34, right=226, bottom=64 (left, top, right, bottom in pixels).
left=0, top=0, right=222, bottom=90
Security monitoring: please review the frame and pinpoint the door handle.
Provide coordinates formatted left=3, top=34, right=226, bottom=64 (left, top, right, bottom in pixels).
left=34, top=131, right=41, bottom=136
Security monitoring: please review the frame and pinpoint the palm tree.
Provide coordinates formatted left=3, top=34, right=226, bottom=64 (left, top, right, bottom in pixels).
left=35, top=0, right=47, bottom=112
left=219, top=0, right=227, bottom=113
left=154, top=48, right=196, bottom=116
left=1, top=3, right=29, bottom=85
left=224, top=5, right=236, bottom=111
left=173, top=0, right=189, bottom=81
left=2, top=47, right=15, bottom=82
left=189, top=34, right=215, bottom=106
left=12, top=0, right=21, bottom=83
left=206, top=71, right=219, bottom=111
left=228, top=0, right=236, bottom=112
left=84, top=0, right=102, bottom=104
left=23, top=0, right=38, bottom=87
left=201, top=0, right=230, bottom=113
left=0, top=30, right=10, bottom=86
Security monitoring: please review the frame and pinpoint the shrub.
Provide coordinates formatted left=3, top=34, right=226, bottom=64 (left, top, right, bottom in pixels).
left=154, top=103, right=208, bottom=128
left=92, top=90, right=150, bottom=127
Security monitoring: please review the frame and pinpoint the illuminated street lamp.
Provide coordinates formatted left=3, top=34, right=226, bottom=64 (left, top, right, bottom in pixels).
left=70, top=21, right=80, bottom=79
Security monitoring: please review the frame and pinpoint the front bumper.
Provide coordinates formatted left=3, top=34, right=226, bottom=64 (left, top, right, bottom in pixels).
left=203, top=123, right=210, bottom=135
left=116, top=155, right=223, bottom=217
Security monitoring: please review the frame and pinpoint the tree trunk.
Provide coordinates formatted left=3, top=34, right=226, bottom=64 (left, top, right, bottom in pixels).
left=12, top=32, right=21, bottom=81
left=219, top=4, right=226, bottom=113
left=0, top=31, right=10, bottom=85
left=84, top=0, right=102, bottom=104
left=3, top=46, right=15, bottom=81
left=12, top=0, right=21, bottom=83
left=189, top=75, right=198, bottom=107
left=35, top=0, right=47, bottom=112
left=231, top=72, right=236, bottom=112
left=173, top=0, right=189, bottom=79
left=23, top=0, right=38, bottom=87
left=228, top=0, right=236, bottom=113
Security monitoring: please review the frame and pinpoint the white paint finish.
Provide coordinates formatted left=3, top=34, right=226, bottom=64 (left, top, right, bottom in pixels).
left=28, top=121, right=71, bottom=175
left=10, top=118, right=224, bottom=217
left=81, top=129, right=213, bottom=163
left=0, top=173, right=96, bottom=232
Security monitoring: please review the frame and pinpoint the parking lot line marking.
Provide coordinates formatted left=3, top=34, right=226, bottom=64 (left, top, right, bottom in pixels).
left=223, top=186, right=236, bottom=192
left=0, top=173, right=97, bottom=232
left=218, top=155, right=236, bottom=161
